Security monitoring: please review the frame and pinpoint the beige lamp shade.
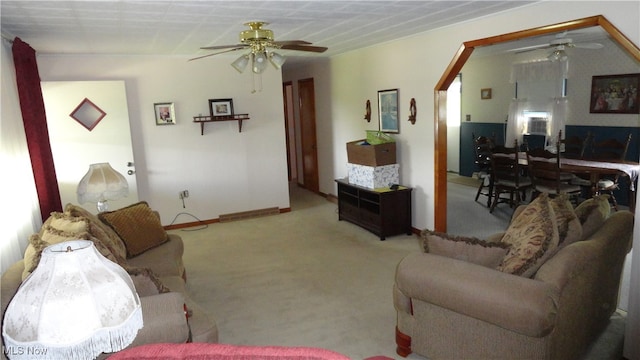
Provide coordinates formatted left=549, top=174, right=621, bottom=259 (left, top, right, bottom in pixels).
left=77, top=163, right=128, bottom=211
left=2, top=240, right=143, bottom=359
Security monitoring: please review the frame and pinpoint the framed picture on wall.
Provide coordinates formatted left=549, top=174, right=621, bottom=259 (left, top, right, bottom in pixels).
left=154, top=102, right=176, bottom=125
left=589, top=73, right=639, bottom=114
left=209, top=98, right=234, bottom=118
left=378, top=89, right=399, bottom=133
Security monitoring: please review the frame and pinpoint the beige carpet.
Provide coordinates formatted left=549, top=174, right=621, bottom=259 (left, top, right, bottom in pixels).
left=173, top=183, right=624, bottom=359
left=174, top=184, right=422, bottom=359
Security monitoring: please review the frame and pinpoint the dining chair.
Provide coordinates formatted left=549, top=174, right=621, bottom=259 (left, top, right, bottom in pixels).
left=559, top=130, right=593, bottom=159
left=472, top=133, right=496, bottom=207
left=559, top=130, right=594, bottom=191
left=591, top=133, right=633, bottom=210
left=526, top=146, right=582, bottom=203
left=489, top=140, right=532, bottom=213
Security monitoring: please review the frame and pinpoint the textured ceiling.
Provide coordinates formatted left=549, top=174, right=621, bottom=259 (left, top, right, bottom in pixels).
left=1, top=0, right=541, bottom=63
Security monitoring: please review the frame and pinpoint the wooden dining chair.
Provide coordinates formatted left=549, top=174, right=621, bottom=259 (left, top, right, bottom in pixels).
left=489, top=140, right=532, bottom=213
left=591, top=133, right=633, bottom=210
left=526, top=146, right=582, bottom=203
left=472, top=133, right=496, bottom=207
left=559, top=130, right=593, bottom=159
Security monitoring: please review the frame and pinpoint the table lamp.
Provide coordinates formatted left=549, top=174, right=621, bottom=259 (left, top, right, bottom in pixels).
left=2, top=240, right=143, bottom=359
left=77, top=162, right=129, bottom=212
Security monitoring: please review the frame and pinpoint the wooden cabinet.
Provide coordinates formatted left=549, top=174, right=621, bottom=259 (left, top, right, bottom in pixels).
left=335, top=179, right=412, bottom=240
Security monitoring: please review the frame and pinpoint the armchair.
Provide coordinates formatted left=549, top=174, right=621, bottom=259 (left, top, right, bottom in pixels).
left=394, top=208, right=634, bottom=360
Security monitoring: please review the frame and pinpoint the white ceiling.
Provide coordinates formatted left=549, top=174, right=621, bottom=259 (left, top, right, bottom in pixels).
left=1, top=0, right=542, bottom=64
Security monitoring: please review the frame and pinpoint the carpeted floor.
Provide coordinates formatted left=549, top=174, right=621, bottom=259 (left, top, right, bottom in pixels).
left=173, top=180, right=625, bottom=359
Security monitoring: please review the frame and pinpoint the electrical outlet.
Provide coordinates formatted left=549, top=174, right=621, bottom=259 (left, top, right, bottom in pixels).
left=179, top=190, right=189, bottom=199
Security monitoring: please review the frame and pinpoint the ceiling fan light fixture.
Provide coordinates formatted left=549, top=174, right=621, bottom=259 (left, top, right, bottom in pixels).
left=252, top=51, right=268, bottom=74
left=269, top=52, right=286, bottom=69
left=231, top=54, right=250, bottom=73
left=548, top=49, right=568, bottom=62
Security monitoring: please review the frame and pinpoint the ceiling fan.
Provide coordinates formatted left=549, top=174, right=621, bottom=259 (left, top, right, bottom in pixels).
left=508, top=31, right=604, bottom=60
left=189, top=21, right=328, bottom=74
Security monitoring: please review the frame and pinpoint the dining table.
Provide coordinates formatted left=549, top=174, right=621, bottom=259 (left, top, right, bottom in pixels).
left=515, top=152, right=640, bottom=210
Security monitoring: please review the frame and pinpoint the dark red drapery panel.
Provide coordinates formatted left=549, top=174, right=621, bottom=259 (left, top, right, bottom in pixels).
left=12, top=37, right=62, bottom=221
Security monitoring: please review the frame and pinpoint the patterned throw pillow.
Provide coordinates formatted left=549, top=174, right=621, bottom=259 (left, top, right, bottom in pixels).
left=422, top=230, right=511, bottom=268
left=99, top=201, right=169, bottom=258
left=498, top=193, right=560, bottom=276
left=574, top=195, right=611, bottom=239
left=550, top=194, right=582, bottom=249
left=65, top=203, right=128, bottom=260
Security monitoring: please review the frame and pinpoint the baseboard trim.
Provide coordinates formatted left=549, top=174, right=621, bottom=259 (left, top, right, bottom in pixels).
left=219, top=207, right=280, bottom=222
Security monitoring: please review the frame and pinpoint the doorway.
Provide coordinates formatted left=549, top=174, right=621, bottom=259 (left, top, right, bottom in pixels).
left=283, top=81, right=297, bottom=182
left=297, top=78, right=320, bottom=193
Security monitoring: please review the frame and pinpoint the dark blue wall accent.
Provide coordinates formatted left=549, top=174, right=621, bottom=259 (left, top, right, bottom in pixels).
left=459, top=123, right=639, bottom=206
left=460, top=122, right=506, bottom=177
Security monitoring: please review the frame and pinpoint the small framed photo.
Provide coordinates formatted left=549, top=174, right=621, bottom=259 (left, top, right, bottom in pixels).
left=590, top=73, right=639, bottom=114
left=154, top=102, right=175, bottom=125
left=378, top=89, right=399, bottom=133
left=481, top=88, right=492, bottom=100
left=209, top=98, right=234, bottom=118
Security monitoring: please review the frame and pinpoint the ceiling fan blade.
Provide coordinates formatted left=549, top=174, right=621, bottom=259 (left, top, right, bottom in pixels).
left=200, top=44, right=248, bottom=50
left=188, top=47, right=245, bottom=61
left=280, top=44, right=328, bottom=53
left=507, top=43, right=549, bottom=53
left=273, top=40, right=312, bottom=46
left=573, top=42, right=604, bottom=49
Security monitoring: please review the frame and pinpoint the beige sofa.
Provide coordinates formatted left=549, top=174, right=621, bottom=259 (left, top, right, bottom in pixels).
left=1, top=202, right=217, bottom=359
left=394, top=194, right=634, bottom=360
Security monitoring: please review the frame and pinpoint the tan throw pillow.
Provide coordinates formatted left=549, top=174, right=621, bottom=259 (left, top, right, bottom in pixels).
left=22, top=229, right=96, bottom=280
left=574, top=195, right=611, bottom=240
left=498, top=193, right=560, bottom=276
left=65, top=203, right=128, bottom=260
left=550, top=194, right=582, bottom=248
left=99, top=201, right=169, bottom=258
left=126, top=266, right=171, bottom=296
left=422, top=230, right=511, bottom=268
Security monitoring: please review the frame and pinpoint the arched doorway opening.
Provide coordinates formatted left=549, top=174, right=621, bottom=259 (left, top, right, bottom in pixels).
left=434, top=15, right=640, bottom=232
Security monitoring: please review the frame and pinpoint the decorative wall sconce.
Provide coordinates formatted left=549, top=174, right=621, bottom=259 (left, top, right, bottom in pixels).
left=408, top=98, right=417, bottom=124
left=364, top=100, right=371, bottom=122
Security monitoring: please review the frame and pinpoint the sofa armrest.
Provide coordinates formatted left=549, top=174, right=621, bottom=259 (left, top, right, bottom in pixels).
left=128, top=292, right=190, bottom=347
left=395, top=253, right=559, bottom=337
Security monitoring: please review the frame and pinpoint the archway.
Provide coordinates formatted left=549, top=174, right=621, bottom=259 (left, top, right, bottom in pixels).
left=434, top=15, right=640, bottom=232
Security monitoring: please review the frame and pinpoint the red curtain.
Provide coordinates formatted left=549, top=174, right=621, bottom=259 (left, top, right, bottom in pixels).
left=12, top=37, right=62, bottom=221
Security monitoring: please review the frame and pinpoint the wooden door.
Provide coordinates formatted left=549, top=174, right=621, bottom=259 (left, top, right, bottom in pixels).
left=298, top=78, right=319, bottom=192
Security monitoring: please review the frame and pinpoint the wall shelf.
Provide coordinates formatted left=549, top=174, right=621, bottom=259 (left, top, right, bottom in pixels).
left=193, top=114, right=250, bottom=135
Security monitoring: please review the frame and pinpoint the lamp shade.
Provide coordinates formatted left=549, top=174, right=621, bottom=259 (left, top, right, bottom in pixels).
left=252, top=51, right=268, bottom=74
left=231, top=54, right=250, bottom=73
left=269, top=52, right=286, bottom=69
left=2, top=240, right=143, bottom=360
left=77, top=163, right=128, bottom=211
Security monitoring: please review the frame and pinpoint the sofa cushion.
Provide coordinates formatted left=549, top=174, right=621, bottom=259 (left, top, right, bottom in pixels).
left=574, top=195, right=611, bottom=239
left=128, top=267, right=171, bottom=296
left=99, top=201, right=169, bottom=258
left=127, top=234, right=185, bottom=278
left=422, top=230, right=510, bottom=268
left=65, top=203, right=128, bottom=260
left=498, top=193, right=560, bottom=276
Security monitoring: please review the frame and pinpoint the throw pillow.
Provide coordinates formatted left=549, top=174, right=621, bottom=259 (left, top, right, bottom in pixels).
left=498, top=193, right=560, bottom=277
left=99, top=201, right=169, bottom=258
left=126, top=266, right=171, bottom=296
left=422, top=230, right=511, bottom=268
left=550, top=194, right=582, bottom=248
left=574, top=195, right=611, bottom=240
left=21, top=229, right=95, bottom=280
left=65, top=203, right=128, bottom=260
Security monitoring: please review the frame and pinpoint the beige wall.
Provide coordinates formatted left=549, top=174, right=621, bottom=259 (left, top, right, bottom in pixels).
left=37, top=55, right=290, bottom=223
left=285, top=1, right=639, bottom=232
